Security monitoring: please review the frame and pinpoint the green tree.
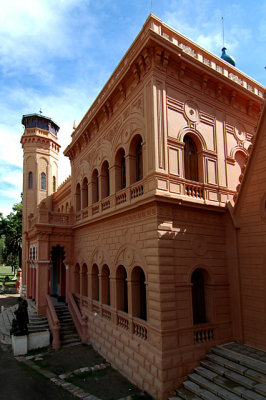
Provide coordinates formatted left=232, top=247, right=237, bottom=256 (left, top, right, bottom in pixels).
left=0, top=202, right=22, bottom=272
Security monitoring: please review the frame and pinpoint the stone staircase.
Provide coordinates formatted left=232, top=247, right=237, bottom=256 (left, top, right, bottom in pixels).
left=54, top=303, right=81, bottom=347
left=170, top=343, right=266, bottom=400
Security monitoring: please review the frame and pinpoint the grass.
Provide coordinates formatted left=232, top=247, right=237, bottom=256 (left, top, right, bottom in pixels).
left=65, top=367, right=152, bottom=400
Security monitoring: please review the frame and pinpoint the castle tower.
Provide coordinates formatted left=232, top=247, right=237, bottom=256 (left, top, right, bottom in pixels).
left=20, top=113, right=60, bottom=293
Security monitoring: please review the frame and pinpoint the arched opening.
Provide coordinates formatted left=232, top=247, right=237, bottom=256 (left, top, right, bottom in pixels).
left=81, top=264, right=88, bottom=297
left=92, top=169, right=99, bottom=203
left=101, top=161, right=110, bottom=199
left=91, top=264, right=99, bottom=301
left=115, top=148, right=126, bottom=191
left=28, top=172, right=33, bottom=189
left=53, top=176, right=56, bottom=192
left=74, top=263, right=80, bottom=294
left=66, top=202, right=69, bottom=213
left=131, top=267, right=147, bottom=320
left=230, top=151, right=246, bottom=192
left=101, top=264, right=110, bottom=305
left=76, top=183, right=81, bottom=212
left=40, top=172, right=46, bottom=190
left=129, top=135, right=143, bottom=184
left=50, top=245, right=66, bottom=299
left=184, top=135, right=198, bottom=182
left=191, top=268, right=210, bottom=324
left=82, top=177, right=88, bottom=208
left=116, top=265, right=128, bottom=313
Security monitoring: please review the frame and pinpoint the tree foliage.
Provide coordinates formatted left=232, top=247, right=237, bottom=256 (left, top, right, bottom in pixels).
left=0, top=202, right=22, bottom=271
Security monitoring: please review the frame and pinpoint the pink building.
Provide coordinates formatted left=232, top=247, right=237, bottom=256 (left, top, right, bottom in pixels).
left=20, top=14, right=265, bottom=400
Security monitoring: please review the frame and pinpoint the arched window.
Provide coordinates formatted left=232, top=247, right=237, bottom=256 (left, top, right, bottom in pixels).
left=136, top=139, right=143, bottom=182
left=115, top=148, right=126, bottom=191
left=101, top=264, right=110, bottom=305
left=74, top=264, right=80, bottom=294
left=92, top=169, right=99, bottom=203
left=28, top=172, right=33, bottom=189
left=129, top=135, right=143, bottom=184
left=191, top=269, right=207, bottom=324
left=116, top=265, right=128, bottom=313
left=81, top=264, right=88, bottom=297
left=40, top=172, right=46, bottom=190
left=66, top=202, right=69, bottom=213
left=91, top=264, right=99, bottom=301
left=82, top=177, right=88, bottom=208
left=131, top=267, right=147, bottom=320
left=76, top=183, right=81, bottom=212
left=184, top=136, right=198, bottom=181
left=101, top=161, right=110, bottom=199
left=53, top=176, right=56, bottom=192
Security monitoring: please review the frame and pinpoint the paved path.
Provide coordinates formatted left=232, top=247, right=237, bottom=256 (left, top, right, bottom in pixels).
left=0, top=344, right=76, bottom=400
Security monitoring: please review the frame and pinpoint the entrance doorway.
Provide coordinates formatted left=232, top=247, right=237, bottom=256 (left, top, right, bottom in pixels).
left=50, top=245, right=66, bottom=300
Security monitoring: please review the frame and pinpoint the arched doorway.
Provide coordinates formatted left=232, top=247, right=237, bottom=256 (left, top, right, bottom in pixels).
left=50, top=245, right=66, bottom=300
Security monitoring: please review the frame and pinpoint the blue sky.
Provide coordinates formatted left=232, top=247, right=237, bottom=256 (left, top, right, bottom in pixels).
left=0, top=0, right=265, bottom=216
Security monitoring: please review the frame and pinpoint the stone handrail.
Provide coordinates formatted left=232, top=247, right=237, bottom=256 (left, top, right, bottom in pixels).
left=68, top=292, right=88, bottom=344
left=46, top=294, right=60, bottom=350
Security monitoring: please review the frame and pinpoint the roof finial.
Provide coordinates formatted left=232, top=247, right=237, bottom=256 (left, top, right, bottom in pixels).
left=73, top=120, right=77, bottom=130
left=221, top=16, right=225, bottom=48
left=39, top=108, right=43, bottom=114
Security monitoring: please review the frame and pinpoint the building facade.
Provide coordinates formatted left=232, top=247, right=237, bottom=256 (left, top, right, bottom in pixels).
left=21, top=14, right=265, bottom=400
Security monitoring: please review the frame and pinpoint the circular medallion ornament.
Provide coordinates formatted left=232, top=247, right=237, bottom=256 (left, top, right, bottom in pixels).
left=191, top=236, right=207, bottom=256
left=124, top=248, right=134, bottom=267
left=235, top=123, right=246, bottom=141
left=184, top=101, right=199, bottom=123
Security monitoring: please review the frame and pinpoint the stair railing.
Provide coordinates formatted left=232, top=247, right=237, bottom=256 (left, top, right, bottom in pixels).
left=46, top=295, right=60, bottom=350
left=68, top=292, right=88, bottom=344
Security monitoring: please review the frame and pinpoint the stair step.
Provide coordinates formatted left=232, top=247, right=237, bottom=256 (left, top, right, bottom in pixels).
left=207, top=353, right=247, bottom=375
left=213, top=348, right=266, bottom=375
left=189, top=372, right=242, bottom=400
left=176, top=385, right=202, bottom=399
left=200, top=360, right=227, bottom=376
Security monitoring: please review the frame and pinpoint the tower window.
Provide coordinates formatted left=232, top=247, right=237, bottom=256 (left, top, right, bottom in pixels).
left=28, top=172, right=33, bottom=189
left=184, top=136, right=198, bottom=181
left=41, top=172, right=46, bottom=190
left=53, top=176, right=56, bottom=192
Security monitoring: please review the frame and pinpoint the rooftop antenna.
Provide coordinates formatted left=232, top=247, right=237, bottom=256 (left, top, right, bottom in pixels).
left=150, top=0, right=153, bottom=13
left=221, top=16, right=225, bottom=47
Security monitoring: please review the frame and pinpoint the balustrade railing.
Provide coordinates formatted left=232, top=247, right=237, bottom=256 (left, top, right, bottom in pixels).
left=133, top=319, right=148, bottom=340
left=92, top=204, right=99, bottom=215
left=194, top=326, right=214, bottom=344
left=92, top=300, right=100, bottom=314
left=102, top=199, right=110, bottom=211
left=116, top=191, right=127, bottom=205
left=102, top=305, right=111, bottom=320
left=130, top=183, right=144, bottom=199
left=185, top=183, right=204, bottom=199
left=46, top=295, right=60, bottom=350
left=117, top=313, right=129, bottom=330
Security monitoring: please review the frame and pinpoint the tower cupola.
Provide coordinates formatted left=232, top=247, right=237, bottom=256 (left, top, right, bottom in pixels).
left=221, top=47, right=236, bottom=67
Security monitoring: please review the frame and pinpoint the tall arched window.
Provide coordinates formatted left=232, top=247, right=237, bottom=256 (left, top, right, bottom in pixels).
left=28, top=172, right=33, bottom=189
left=81, top=264, right=88, bottom=297
left=53, top=176, right=56, bottom=192
left=191, top=269, right=206, bottom=324
left=115, top=149, right=126, bottom=191
left=116, top=265, right=128, bottom=313
left=92, top=169, right=99, bottom=203
left=101, top=264, right=110, bottom=305
left=101, top=161, right=110, bottom=199
left=74, top=264, right=80, bottom=294
left=82, top=177, right=88, bottom=209
left=91, top=264, right=99, bottom=301
left=136, top=139, right=143, bottom=182
left=184, top=136, right=198, bottom=181
left=76, top=183, right=81, bottom=212
left=131, top=267, right=147, bottom=320
left=40, top=172, right=46, bottom=190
